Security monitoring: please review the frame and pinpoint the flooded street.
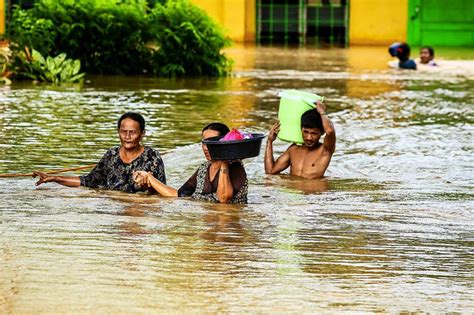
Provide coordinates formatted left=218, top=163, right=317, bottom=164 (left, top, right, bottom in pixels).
left=1, top=45, right=473, bottom=313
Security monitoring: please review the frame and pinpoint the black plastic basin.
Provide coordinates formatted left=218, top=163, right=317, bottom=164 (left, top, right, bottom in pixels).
left=202, top=133, right=266, bottom=160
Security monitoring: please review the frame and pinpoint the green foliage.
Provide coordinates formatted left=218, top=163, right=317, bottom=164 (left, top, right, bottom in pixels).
left=8, top=0, right=233, bottom=77
left=29, top=0, right=153, bottom=75
left=10, top=8, right=57, bottom=56
left=146, top=0, right=167, bottom=7
left=149, top=0, right=232, bottom=77
left=14, top=48, right=85, bottom=84
left=0, top=43, right=11, bottom=74
left=0, top=42, right=12, bottom=85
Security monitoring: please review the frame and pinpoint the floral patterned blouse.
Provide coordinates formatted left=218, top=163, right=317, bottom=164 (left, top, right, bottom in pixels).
left=178, top=161, right=248, bottom=204
left=80, top=146, right=166, bottom=193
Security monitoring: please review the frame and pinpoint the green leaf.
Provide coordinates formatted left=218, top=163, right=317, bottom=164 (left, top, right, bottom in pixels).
left=72, top=59, right=81, bottom=75
left=54, top=53, right=67, bottom=67
left=32, top=49, right=46, bottom=65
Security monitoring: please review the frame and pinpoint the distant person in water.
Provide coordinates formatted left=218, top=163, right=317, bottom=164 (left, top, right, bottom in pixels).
left=265, top=101, right=336, bottom=179
left=419, top=46, right=438, bottom=66
left=388, top=42, right=417, bottom=70
left=33, top=112, right=166, bottom=193
left=133, top=122, right=248, bottom=204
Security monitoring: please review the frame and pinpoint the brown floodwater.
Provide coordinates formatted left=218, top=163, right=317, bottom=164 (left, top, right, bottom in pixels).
left=0, top=45, right=473, bottom=313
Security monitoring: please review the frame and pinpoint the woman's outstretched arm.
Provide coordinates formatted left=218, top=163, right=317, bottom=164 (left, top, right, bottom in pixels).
left=134, top=171, right=177, bottom=197
left=33, top=172, right=81, bottom=187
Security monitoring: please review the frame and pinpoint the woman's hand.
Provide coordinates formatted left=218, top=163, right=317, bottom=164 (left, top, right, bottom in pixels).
left=133, top=171, right=150, bottom=188
left=268, top=121, right=280, bottom=142
left=33, top=172, right=56, bottom=186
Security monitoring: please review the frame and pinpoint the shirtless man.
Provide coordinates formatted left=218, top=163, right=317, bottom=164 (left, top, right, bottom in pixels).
left=264, top=101, right=336, bottom=179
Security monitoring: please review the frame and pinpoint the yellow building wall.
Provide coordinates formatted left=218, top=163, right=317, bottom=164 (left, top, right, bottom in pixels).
left=191, top=0, right=255, bottom=42
left=349, top=0, right=408, bottom=45
left=0, top=0, right=5, bottom=35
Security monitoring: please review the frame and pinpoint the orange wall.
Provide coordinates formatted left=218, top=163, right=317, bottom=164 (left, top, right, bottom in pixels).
left=349, top=0, right=408, bottom=45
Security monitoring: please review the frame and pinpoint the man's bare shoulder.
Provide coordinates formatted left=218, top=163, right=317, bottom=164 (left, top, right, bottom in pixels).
left=286, top=144, right=301, bottom=153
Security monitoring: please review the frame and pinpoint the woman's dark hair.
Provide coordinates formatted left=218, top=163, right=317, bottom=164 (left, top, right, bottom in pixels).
left=301, top=109, right=324, bottom=134
left=421, top=46, right=434, bottom=57
left=202, top=122, right=230, bottom=136
left=117, top=112, right=145, bottom=131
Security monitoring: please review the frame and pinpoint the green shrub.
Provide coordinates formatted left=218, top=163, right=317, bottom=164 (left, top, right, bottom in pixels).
left=14, top=48, right=85, bottom=84
left=29, top=0, right=154, bottom=74
left=10, top=8, right=57, bottom=56
left=8, top=0, right=232, bottom=77
left=149, top=0, right=232, bottom=77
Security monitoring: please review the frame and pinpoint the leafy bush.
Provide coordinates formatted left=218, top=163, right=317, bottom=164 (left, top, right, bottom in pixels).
left=30, top=0, right=154, bottom=74
left=10, top=8, right=57, bottom=56
left=149, top=0, right=232, bottom=77
left=8, top=0, right=232, bottom=77
left=14, top=47, right=85, bottom=84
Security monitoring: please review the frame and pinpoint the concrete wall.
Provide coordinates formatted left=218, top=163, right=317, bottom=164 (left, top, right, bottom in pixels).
left=349, top=0, right=408, bottom=45
left=191, top=0, right=255, bottom=42
left=0, top=0, right=5, bottom=35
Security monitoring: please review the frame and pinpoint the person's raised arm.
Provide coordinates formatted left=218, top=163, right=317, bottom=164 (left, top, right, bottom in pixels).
left=33, top=172, right=81, bottom=187
left=315, top=101, right=336, bottom=154
left=134, top=171, right=177, bottom=197
left=34, top=150, right=109, bottom=188
left=265, top=121, right=291, bottom=174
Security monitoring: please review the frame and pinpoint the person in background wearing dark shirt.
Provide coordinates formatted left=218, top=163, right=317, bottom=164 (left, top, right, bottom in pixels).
left=33, top=112, right=166, bottom=193
left=388, top=42, right=417, bottom=70
left=133, top=122, right=248, bottom=204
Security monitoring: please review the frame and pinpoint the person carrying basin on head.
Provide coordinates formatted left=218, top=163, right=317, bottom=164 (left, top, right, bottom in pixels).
left=133, top=122, right=248, bottom=204
left=388, top=42, right=417, bottom=70
left=33, top=112, right=166, bottom=193
left=265, top=100, right=336, bottom=179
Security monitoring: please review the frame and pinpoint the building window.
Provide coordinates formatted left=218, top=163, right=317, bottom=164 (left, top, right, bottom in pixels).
left=257, top=0, right=348, bottom=46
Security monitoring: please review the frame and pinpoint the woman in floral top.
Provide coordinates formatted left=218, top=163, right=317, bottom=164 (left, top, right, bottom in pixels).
left=134, top=123, right=248, bottom=204
left=33, top=112, right=166, bottom=193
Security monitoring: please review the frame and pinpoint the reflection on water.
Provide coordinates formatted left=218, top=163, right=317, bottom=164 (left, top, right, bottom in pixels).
left=1, top=46, right=473, bottom=313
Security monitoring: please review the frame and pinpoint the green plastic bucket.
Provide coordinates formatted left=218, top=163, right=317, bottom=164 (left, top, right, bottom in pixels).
left=277, top=90, right=324, bottom=144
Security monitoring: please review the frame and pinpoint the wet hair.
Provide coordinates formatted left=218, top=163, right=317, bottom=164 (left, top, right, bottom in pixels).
left=301, top=109, right=324, bottom=134
left=117, top=112, right=145, bottom=131
left=202, top=122, right=230, bottom=136
left=421, top=46, right=434, bottom=57
left=388, top=42, right=411, bottom=62
left=397, top=43, right=411, bottom=62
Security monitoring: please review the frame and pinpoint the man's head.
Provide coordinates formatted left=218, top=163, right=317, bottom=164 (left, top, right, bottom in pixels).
left=301, top=109, right=324, bottom=147
left=420, top=46, right=434, bottom=64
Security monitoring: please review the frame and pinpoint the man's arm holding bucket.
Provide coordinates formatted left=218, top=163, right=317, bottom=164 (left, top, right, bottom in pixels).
left=265, top=121, right=291, bottom=174
left=316, top=101, right=336, bottom=154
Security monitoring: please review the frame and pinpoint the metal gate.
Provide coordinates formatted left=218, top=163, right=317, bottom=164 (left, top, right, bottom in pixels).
left=257, top=0, right=349, bottom=46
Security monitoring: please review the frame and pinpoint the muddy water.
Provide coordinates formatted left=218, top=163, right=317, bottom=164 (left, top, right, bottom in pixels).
left=0, top=45, right=473, bottom=313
